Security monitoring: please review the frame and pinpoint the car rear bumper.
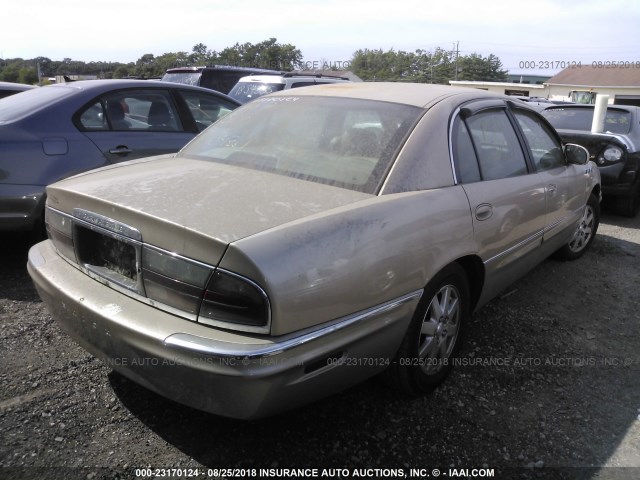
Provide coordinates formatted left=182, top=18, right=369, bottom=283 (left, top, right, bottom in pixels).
left=0, top=184, right=45, bottom=231
left=28, top=240, right=420, bottom=419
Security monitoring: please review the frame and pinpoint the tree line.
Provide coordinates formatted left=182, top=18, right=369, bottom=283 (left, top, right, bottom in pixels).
left=350, top=47, right=507, bottom=83
left=0, top=38, right=507, bottom=85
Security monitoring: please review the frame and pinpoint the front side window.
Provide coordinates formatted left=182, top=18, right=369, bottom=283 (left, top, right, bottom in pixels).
left=77, top=90, right=182, bottom=132
left=465, top=109, right=528, bottom=181
left=180, top=96, right=422, bottom=193
left=514, top=110, right=565, bottom=171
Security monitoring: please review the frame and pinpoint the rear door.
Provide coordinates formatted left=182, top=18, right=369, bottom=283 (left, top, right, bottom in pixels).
left=77, top=89, right=193, bottom=163
left=451, top=103, right=547, bottom=302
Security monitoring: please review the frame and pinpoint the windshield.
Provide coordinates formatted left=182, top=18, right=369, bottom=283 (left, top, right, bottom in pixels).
left=228, top=82, right=286, bottom=103
left=0, top=85, right=76, bottom=123
left=161, top=72, right=202, bottom=86
left=542, top=107, right=632, bottom=134
left=180, top=96, right=422, bottom=193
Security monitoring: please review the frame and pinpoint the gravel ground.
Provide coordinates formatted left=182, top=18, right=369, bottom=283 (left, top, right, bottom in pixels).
left=1, top=208, right=639, bottom=480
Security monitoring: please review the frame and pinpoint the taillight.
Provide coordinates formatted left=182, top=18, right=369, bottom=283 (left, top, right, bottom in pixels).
left=45, top=208, right=76, bottom=262
left=141, top=248, right=270, bottom=330
left=199, top=269, right=270, bottom=329
left=141, top=246, right=212, bottom=315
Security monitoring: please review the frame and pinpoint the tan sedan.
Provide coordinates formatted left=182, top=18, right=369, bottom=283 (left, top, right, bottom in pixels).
left=28, top=83, right=601, bottom=419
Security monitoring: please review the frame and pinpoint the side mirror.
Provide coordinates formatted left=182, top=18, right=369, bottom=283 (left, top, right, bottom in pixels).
left=565, top=143, right=590, bottom=165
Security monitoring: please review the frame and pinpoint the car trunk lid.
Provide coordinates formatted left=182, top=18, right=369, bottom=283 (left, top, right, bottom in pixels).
left=46, top=156, right=372, bottom=265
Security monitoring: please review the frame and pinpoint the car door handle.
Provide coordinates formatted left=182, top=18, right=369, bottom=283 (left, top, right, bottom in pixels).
left=475, top=203, right=493, bottom=221
left=109, top=146, right=133, bottom=155
left=546, top=184, right=557, bottom=195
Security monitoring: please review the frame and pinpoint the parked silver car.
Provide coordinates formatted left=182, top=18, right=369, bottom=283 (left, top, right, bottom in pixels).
left=28, top=83, right=600, bottom=419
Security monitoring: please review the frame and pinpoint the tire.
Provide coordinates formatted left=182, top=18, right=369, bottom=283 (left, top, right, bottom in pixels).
left=554, top=193, right=600, bottom=261
left=383, top=263, right=470, bottom=395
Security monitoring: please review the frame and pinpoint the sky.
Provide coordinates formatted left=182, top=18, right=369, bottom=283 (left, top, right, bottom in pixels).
left=2, top=0, right=639, bottom=76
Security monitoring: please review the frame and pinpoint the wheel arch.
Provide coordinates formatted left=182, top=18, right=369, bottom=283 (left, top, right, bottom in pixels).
left=452, top=255, right=485, bottom=312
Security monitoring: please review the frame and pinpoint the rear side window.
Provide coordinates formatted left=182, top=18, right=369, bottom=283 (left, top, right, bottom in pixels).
left=452, top=118, right=481, bottom=183
left=465, top=109, right=528, bottom=181
left=78, top=102, right=107, bottom=129
left=179, top=91, right=237, bottom=132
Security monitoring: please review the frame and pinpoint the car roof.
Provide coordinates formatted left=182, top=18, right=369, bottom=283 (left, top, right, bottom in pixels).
left=41, top=79, right=239, bottom=102
left=165, top=65, right=284, bottom=74
left=266, top=82, right=510, bottom=108
left=236, top=73, right=350, bottom=83
left=46, top=79, right=208, bottom=91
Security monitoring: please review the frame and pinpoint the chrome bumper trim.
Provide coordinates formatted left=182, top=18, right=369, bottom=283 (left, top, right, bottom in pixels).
left=163, top=289, right=423, bottom=359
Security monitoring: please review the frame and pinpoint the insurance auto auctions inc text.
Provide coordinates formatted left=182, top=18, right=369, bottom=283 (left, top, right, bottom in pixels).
left=230, top=467, right=495, bottom=478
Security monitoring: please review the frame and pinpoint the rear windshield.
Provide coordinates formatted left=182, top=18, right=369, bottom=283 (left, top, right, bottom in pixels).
left=180, top=96, right=422, bottom=193
left=228, top=82, right=286, bottom=103
left=161, top=72, right=202, bottom=86
left=542, top=107, right=632, bottom=134
left=0, top=85, right=76, bottom=123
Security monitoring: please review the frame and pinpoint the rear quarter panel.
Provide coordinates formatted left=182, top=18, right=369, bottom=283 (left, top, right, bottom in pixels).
left=220, top=188, right=475, bottom=335
left=0, top=103, right=107, bottom=187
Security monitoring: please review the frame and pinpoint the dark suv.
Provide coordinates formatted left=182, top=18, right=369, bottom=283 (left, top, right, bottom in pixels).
left=542, top=104, right=640, bottom=217
left=161, top=66, right=284, bottom=94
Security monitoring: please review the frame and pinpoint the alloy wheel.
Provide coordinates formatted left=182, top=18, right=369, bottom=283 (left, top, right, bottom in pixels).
left=568, top=204, right=595, bottom=253
left=418, top=284, right=461, bottom=375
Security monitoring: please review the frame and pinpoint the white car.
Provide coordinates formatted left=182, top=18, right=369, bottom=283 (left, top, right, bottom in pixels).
left=228, top=73, right=351, bottom=103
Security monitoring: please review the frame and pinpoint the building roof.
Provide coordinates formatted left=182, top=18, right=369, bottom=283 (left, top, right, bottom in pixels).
left=545, top=65, right=640, bottom=87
